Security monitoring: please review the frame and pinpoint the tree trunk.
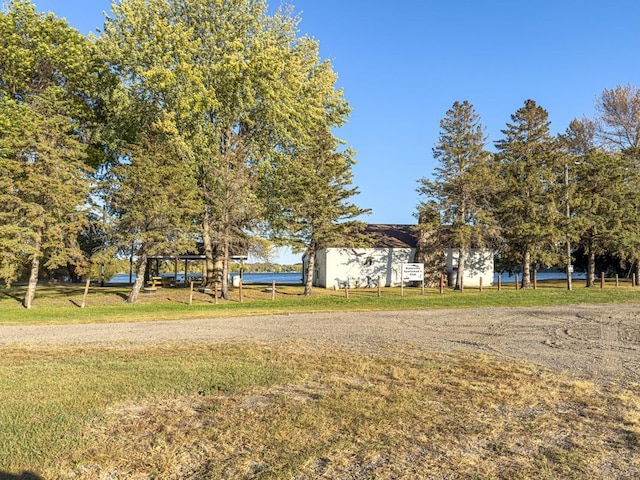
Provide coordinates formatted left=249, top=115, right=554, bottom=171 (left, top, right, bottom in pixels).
left=127, top=248, right=148, bottom=304
left=218, top=254, right=228, bottom=299
left=66, top=262, right=79, bottom=283
left=23, top=233, right=42, bottom=309
left=303, top=247, right=315, bottom=296
left=202, top=212, right=216, bottom=288
left=455, top=247, right=466, bottom=291
left=415, top=210, right=445, bottom=287
left=586, top=238, right=595, bottom=287
left=521, top=250, right=532, bottom=289
left=218, top=207, right=231, bottom=300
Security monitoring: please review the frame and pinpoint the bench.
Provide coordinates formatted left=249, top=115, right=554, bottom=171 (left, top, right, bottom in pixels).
left=143, top=277, right=162, bottom=293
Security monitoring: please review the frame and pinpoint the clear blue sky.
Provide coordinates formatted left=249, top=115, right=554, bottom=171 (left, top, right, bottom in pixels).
left=32, top=0, right=640, bottom=262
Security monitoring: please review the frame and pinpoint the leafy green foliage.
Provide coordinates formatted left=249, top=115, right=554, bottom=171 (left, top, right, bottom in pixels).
left=559, top=118, right=640, bottom=285
left=98, top=0, right=357, bottom=299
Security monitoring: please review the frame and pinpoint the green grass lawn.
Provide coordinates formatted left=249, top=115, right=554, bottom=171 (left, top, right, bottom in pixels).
left=1, top=279, right=639, bottom=324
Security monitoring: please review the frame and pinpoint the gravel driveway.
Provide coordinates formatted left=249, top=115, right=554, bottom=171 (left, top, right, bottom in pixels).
left=2, top=303, right=640, bottom=385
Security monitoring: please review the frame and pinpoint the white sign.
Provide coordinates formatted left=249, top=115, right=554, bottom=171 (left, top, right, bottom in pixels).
left=401, top=263, right=424, bottom=282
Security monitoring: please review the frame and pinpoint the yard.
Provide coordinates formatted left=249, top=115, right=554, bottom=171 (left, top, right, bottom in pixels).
left=1, top=292, right=640, bottom=478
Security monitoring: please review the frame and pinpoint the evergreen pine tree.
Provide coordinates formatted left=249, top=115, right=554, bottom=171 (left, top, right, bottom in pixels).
left=494, top=100, right=563, bottom=288
left=418, top=100, right=499, bottom=290
left=0, top=1, right=98, bottom=307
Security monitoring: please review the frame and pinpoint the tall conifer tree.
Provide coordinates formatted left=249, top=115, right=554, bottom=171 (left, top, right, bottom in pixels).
left=418, top=100, right=498, bottom=290
left=594, top=85, right=640, bottom=277
left=107, top=123, right=200, bottom=303
left=494, top=100, right=563, bottom=288
left=0, top=1, right=98, bottom=307
left=264, top=127, right=369, bottom=296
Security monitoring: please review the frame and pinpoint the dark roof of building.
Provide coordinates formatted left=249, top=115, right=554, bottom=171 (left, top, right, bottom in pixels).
left=364, top=224, right=418, bottom=248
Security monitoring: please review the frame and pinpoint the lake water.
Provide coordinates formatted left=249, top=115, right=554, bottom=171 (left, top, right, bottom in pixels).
left=236, top=272, right=303, bottom=284
left=108, top=270, right=586, bottom=286
left=494, top=270, right=587, bottom=284
left=107, top=272, right=303, bottom=285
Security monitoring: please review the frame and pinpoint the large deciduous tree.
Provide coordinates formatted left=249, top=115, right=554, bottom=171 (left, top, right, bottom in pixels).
left=593, top=84, right=640, bottom=277
left=99, top=0, right=345, bottom=299
left=417, top=100, right=499, bottom=290
left=595, top=84, right=640, bottom=156
left=494, top=99, right=563, bottom=288
left=0, top=0, right=99, bottom=307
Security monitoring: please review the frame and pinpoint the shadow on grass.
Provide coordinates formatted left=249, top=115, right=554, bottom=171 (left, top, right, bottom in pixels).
left=0, top=290, right=23, bottom=303
left=0, top=472, right=44, bottom=480
left=86, top=288, right=129, bottom=302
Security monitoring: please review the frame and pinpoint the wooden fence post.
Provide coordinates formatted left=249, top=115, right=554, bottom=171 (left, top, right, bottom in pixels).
left=439, top=274, right=444, bottom=294
left=600, top=272, right=605, bottom=289
left=515, top=273, right=519, bottom=290
left=616, top=274, right=619, bottom=288
left=214, top=282, right=218, bottom=305
left=498, top=274, right=502, bottom=291
left=81, top=277, right=91, bottom=308
left=239, top=277, right=243, bottom=302
left=345, top=284, right=349, bottom=299
left=479, top=277, right=483, bottom=292
left=377, top=276, right=381, bottom=298
left=272, top=280, right=276, bottom=301
left=189, top=281, right=194, bottom=305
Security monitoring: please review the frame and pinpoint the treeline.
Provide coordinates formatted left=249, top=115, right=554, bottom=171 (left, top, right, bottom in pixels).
left=419, top=91, right=640, bottom=289
left=0, top=0, right=367, bottom=307
left=230, top=263, right=303, bottom=274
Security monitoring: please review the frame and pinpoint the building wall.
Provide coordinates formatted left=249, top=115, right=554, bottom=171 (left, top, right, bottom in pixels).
left=305, top=248, right=494, bottom=288
left=311, top=247, right=494, bottom=289
left=445, top=249, right=494, bottom=287
left=313, top=248, right=328, bottom=287
left=317, top=248, right=415, bottom=288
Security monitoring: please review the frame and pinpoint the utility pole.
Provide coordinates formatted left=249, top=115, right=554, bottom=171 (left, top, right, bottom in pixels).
left=565, top=162, right=573, bottom=291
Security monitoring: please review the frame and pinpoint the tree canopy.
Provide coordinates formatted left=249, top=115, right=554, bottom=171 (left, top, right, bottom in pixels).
left=4, top=0, right=640, bottom=303
left=0, top=0, right=100, bottom=307
left=0, top=0, right=367, bottom=305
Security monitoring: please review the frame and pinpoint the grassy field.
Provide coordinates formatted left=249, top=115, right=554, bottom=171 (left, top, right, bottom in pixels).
left=2, top=282, right=640, bottom=478
left=1, top=342, right=638, bottom=479
left=1, top=279, right=640, bottom=324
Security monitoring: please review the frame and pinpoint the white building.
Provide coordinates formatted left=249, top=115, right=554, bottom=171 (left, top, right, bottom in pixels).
left=304, top=224, right=494, bottom=289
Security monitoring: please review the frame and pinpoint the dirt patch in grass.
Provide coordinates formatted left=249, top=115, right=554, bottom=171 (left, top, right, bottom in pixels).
left=3, top=303, right=640, bottom=387
left=59, top=344, right=640, bottom=479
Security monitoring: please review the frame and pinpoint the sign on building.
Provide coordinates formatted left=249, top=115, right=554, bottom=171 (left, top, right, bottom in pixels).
left=401, top=263, right=424, bottom=282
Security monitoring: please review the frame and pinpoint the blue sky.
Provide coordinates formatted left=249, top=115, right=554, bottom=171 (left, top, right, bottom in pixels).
left=32, top=0, right=640, bottom=262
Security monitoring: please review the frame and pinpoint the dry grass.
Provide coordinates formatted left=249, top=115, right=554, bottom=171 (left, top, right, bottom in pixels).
left=2, top=342, right=638, bottom=479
